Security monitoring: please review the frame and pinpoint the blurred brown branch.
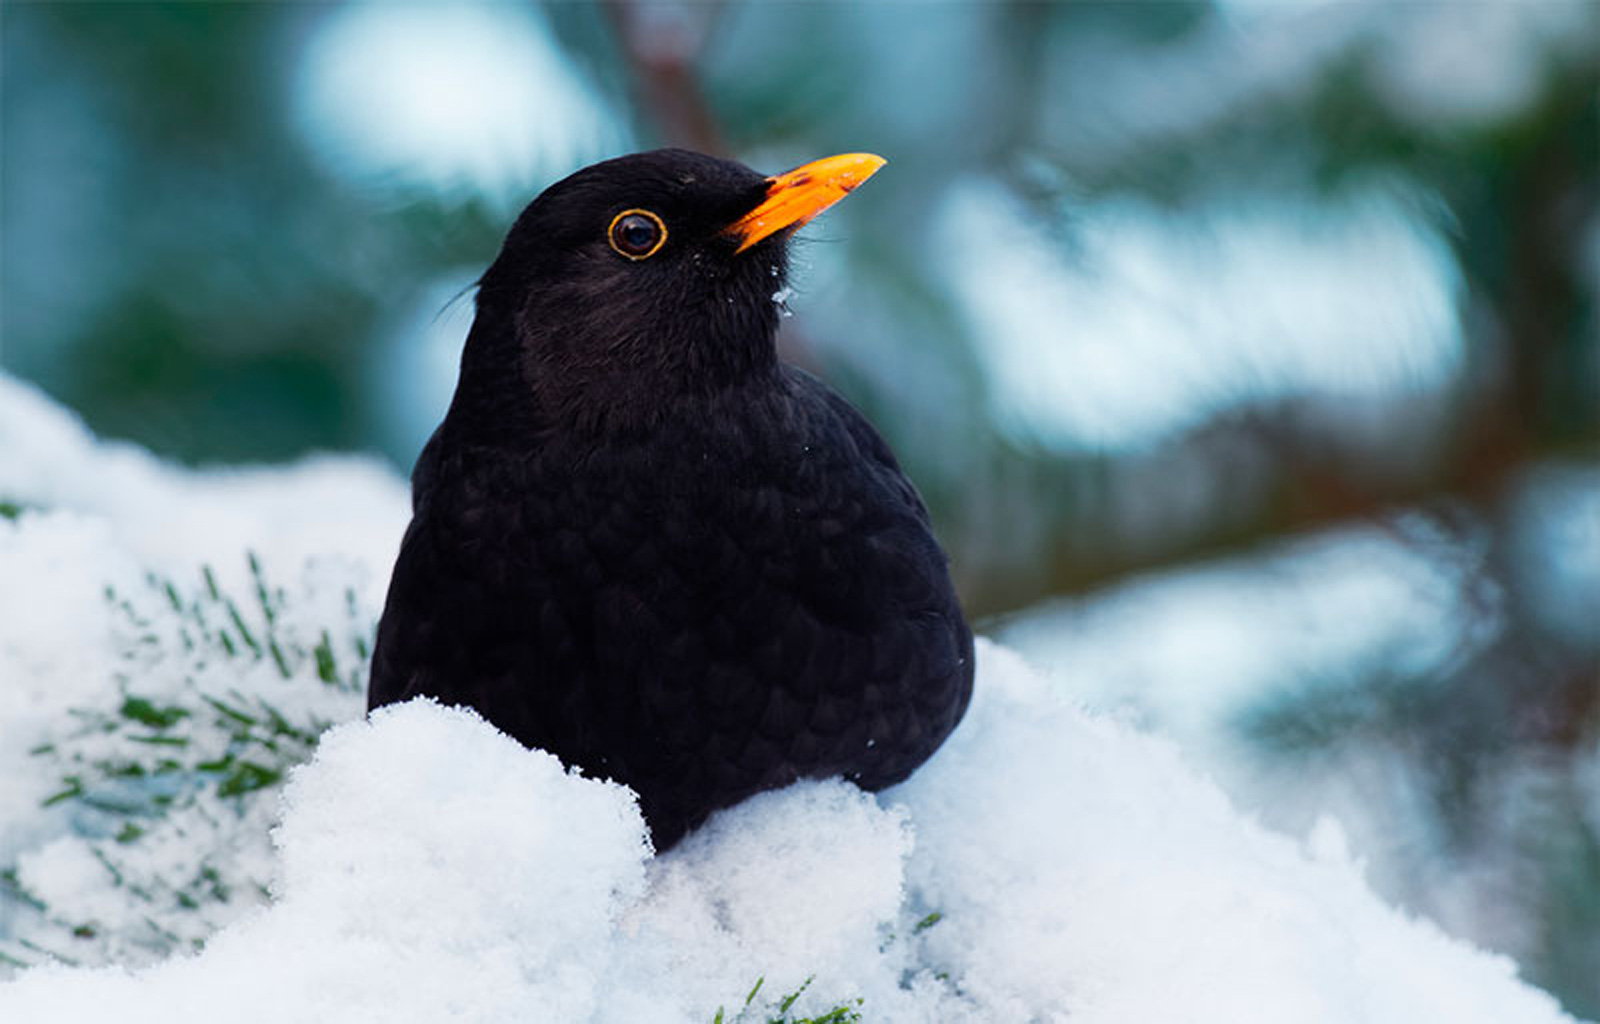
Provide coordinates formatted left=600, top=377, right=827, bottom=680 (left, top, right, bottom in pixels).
left=599, top=0, right=728, bottom=155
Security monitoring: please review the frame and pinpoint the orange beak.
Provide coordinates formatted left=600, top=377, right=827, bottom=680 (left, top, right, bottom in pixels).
left=723, top=152, right=887, bottom=254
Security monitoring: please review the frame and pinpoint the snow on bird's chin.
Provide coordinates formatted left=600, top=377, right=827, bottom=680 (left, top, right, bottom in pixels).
left=0, top=374, right=1584, bottom=1024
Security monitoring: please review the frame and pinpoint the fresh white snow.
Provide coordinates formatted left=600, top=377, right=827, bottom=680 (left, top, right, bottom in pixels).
left=0, top=373, right=1582, bottom=1023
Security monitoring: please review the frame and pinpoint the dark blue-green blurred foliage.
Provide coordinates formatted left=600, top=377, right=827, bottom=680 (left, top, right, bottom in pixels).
left=3, top=1, right=1597, bottom=1015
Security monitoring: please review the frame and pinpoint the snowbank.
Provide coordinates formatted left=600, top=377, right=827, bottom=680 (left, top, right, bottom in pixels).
left=0, top=372, right=410, bottom=577
left=0, top=374, right=1582, bottom=1023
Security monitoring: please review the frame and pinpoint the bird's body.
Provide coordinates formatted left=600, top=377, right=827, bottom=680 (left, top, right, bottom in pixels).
left=369, top=149, right=972, bottom=850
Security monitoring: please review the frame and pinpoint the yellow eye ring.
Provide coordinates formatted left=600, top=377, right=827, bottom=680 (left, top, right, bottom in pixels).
left=608, top=208, right=668, bottom=260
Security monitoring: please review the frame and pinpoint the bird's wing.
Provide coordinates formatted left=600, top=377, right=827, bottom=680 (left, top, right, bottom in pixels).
left=782, top=365, right=933, bottom=528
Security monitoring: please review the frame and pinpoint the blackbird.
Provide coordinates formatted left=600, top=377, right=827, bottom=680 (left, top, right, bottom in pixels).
left=368, top=149, right=974, bottom=850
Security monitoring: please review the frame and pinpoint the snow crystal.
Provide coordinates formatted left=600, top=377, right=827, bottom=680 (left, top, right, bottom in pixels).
left=0, top=373, right=1584, bottom=1023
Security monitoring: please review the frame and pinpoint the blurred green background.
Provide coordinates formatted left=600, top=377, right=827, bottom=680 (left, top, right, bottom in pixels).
left=3, top=1, right=1597, bottom=1014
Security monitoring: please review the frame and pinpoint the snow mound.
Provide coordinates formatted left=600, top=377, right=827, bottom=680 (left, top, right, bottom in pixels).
left=0, top=373, right=1583, bottom=1022
left=2, top=647, right=1579, bottom=1023
left=0, top=372, right=409, bottom=576
left=897, top=644, right=1571, bottom=1022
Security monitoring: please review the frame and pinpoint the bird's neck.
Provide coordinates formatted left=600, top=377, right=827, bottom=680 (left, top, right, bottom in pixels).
left=439, top=316, right=541, bottom=447
left=446, top=308, right=781, bottom=448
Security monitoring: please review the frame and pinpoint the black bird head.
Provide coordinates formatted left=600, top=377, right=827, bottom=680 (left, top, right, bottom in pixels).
left=451, top=149, right=886, bottom=442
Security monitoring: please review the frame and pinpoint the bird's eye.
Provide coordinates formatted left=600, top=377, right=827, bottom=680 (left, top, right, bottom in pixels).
left=608, top=209, right=667, bottom=260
